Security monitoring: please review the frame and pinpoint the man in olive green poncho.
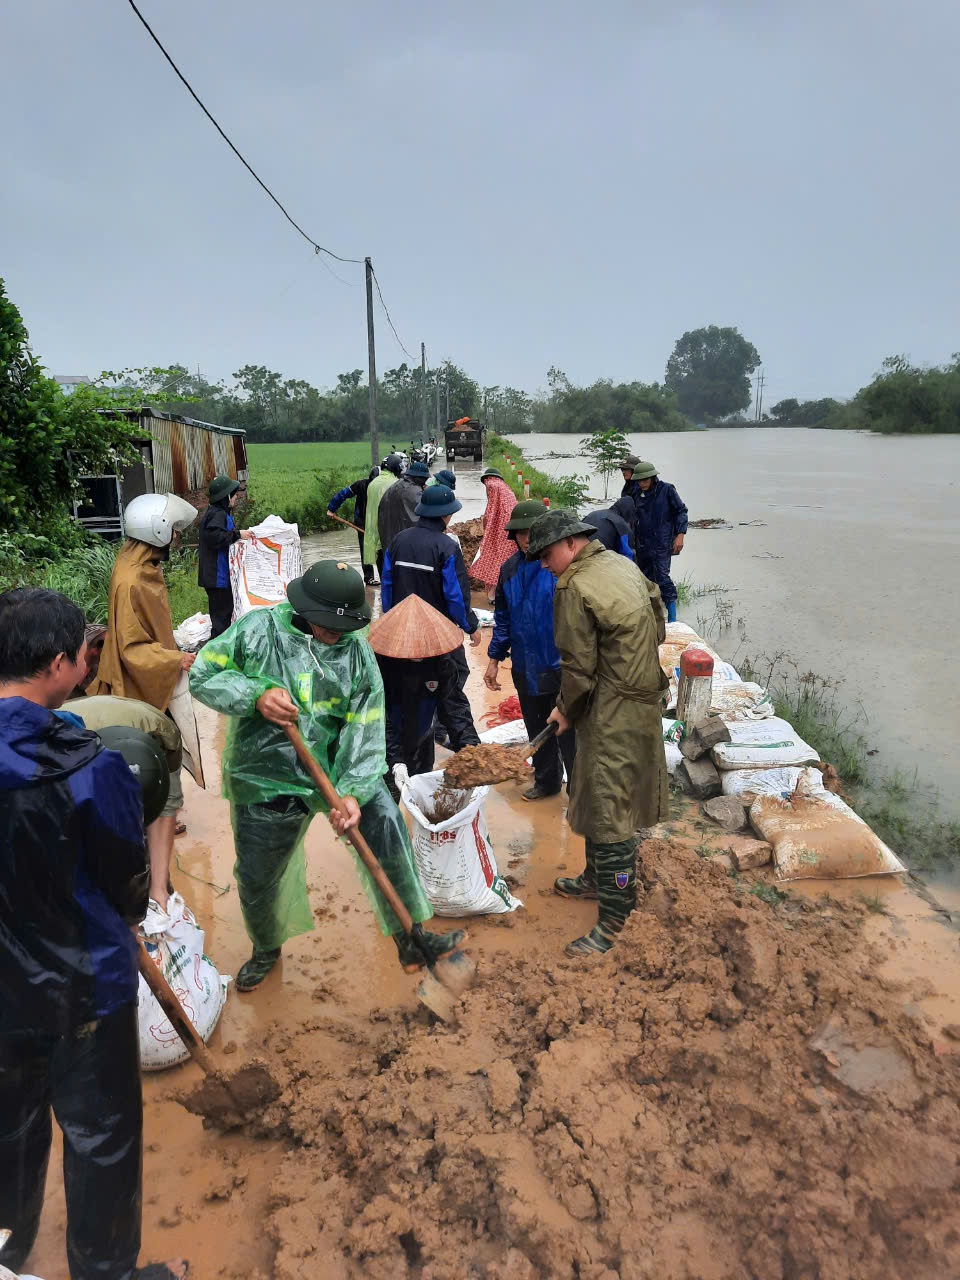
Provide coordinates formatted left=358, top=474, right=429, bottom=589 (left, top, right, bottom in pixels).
left=528, top=509, right=669, bottom=957
left=190, top=560, right=465, bottom=991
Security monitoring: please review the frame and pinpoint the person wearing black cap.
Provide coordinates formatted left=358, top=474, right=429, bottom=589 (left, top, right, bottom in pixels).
left=190, top=560, right=466, bottom=990
left=198, top=474, right=252, bottom=637
left=381, top=485, right=481, bottom=758
left=377, top=458, right=431, bottom=555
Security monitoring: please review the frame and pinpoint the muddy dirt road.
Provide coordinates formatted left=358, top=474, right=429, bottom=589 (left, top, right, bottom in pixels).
left=27, top=636, right=960, bottom=1279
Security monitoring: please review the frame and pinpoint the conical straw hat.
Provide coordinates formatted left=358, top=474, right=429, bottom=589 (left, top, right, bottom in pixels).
left=367, top=593, right=465, bottom=659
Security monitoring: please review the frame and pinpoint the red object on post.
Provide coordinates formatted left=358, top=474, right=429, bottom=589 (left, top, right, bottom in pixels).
left=542, top=497, right=550, bottom=507
left=680, top=648, right=714, bottom=678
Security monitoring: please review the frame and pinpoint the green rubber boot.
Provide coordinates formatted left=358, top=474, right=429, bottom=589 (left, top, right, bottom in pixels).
left=236, top=948, right=282, bottom=992
left=554, top=839, right=598, bottom=898
left=564, top=838, right=637, bottom=958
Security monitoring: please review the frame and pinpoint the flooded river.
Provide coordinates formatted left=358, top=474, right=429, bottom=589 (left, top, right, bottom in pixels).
left=305, top=430, right=960, bottom=811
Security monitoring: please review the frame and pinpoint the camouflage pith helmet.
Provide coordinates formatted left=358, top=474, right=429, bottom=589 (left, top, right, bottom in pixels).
left=287, top=561, right=371, bottom=631
left=525, top=508, right=596, bottom=560
left=504, top=499, right=547, bottom=534
left=631, top=459, right=658, bottom=480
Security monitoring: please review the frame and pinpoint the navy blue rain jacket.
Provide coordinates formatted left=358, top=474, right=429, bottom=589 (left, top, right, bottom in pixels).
left=584, top=501, right=636, bottom=560
left=382, top=517, right=479, bottom=633
left=329, top=467, right=378, bottom=529
left=623, top=477, right=688, bottom=556
left=0, top=697, right=149, bottom=1035
left=488, top=550, right=562, bottom=694
left=198, top=497, right=238, bottom=589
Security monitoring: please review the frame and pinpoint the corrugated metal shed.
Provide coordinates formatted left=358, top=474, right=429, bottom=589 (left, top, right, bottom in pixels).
left=98, top=408, right=248, bottom=497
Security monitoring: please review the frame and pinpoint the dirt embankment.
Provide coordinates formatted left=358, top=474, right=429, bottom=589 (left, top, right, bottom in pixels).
left=449, top=519, right=485, bottom=586
left=217, top=840, right=960, bottom=1280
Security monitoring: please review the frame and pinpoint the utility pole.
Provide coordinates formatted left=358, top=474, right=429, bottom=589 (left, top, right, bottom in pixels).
left=364, top=257, right=379, bottom=467
left=421, top=342, right=428, bottom=440
left=435, top=371, right=441, bottom=433
left=756, top=371, right=766, bottom=422
left=444, top=364, right=450, bottom=423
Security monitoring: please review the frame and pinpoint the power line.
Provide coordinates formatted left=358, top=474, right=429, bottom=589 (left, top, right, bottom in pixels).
left=124, top=0, right=362, bottom=266
left=369, top=265, right=416, bottom=362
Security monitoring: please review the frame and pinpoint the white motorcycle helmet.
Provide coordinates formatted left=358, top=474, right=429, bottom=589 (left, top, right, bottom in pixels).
left=123, top=493, right=198, bottom=547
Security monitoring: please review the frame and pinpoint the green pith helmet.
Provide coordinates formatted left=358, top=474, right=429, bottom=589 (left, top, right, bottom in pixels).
left=619, top=454, right=641, bottom=471
left=630, top=459, right=658, bottom=480
left=287, top=561, right=371, bottom=632
left=208, top=475, right=240, bottom=502
left=479, top=467, right=503, bottom=481
left=504, top=499, right=547, bottom=535
left=525, top=508, right=597, bottom=559
left=97, top=726, right=171, bottom=825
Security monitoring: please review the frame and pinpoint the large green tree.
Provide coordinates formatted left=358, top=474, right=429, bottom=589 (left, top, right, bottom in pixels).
left=664, top=325, right=761, bottom=421
left=0, top=279, right=135, bottom=550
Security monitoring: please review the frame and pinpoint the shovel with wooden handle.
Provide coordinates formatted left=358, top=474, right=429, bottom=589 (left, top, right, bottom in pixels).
left=283, top=722, right=476, bottom=1022
left=137, top=938, right=280, bottom=1124
left=327, top=510, right=365, bottom=535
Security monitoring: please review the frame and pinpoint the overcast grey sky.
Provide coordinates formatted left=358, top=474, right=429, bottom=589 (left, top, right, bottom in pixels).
left=3, top=0, right=958, bottom=404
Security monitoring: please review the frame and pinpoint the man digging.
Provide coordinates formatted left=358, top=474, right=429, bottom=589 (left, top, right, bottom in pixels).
left=527, top=509, right=670, bottom=956
left=189, top=560, right=466, bottom=991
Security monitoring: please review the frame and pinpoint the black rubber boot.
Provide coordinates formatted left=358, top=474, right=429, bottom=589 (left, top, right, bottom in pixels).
left=394, top=928, right=466, bottom=972
left=564, top=838, right=636, bottom=957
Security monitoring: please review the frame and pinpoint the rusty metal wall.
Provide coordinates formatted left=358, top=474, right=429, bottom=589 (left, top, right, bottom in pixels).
left=141, top=414, right=247, bottom=495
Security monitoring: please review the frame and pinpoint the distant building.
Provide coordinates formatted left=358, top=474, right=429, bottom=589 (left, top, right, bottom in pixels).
left=53, top=375, right=92, bottom=395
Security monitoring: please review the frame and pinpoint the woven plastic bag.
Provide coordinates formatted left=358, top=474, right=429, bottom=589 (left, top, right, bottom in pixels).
left=138, top=894, right=229, bottom=1071
left=750, top=769, right=906, bottom=881
left=402, top=771, right=522, bottom=915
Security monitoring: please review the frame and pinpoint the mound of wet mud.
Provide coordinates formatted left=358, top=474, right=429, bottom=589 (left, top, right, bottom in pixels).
left=263, top=841, right=960, bottom=1279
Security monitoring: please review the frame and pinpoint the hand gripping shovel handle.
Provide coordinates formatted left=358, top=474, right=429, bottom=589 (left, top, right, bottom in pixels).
left=522, top=720, right=559, bottom=756
left=283, top=723, right=415, bottom=936
left=327, top=511, right=366, bottom=536
left=136, top=937, right=218, bottom=1077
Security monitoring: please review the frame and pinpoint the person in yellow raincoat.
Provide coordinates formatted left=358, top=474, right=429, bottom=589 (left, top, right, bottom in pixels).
left=363, top=454, right=402, bottom=578
left=189, top=560, right=466, bottom=991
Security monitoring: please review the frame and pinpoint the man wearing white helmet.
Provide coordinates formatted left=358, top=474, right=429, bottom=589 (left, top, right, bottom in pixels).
left=93, top=493, right=197, bottom=922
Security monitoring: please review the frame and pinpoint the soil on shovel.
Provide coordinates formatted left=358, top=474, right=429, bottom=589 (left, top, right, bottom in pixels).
left=443, top=742, right=530, bottom=788
left=180, top=1060, right=283, bottom=1132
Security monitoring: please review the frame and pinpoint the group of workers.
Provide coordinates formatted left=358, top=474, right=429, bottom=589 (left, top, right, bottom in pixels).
left=0, top=444, right=685, bottom=1280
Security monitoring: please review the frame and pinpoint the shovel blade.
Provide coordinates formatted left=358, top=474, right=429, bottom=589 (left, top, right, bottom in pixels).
left=416, top=970, right=460, bottom=1023
left=434, top=948, right=477, bottom=997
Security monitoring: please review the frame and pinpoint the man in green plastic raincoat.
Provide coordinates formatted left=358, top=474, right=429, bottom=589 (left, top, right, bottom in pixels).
left=189, top=559, right=465, bottom=991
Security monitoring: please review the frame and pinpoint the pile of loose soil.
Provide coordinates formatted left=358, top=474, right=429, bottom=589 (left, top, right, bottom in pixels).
left=255, top=839, right=960, bottom=1279
left=444, top=743, right=530, bottom=788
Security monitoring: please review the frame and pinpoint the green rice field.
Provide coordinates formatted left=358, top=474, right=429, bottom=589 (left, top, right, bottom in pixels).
left=245, top=442, right=379, bottom=533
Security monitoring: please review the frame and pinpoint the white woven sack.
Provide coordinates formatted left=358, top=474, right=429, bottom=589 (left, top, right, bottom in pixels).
left=138, top=894, right=229, bottom=1071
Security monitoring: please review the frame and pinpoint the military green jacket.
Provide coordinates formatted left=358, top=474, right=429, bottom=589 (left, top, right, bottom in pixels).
left=554, top=540, right=668, bottom=841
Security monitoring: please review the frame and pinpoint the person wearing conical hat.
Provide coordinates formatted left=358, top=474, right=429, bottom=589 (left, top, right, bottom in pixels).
left=526, top=508, right=669, bottom=959
left=483, top=500, right=576, bottom=801
left=381, top=485, right=481, bottom=773
left=619, top=456, right=688, bottom=622
left=189, top=560, right=466, bottom=991
left=368, top=595, right=469, bottom=790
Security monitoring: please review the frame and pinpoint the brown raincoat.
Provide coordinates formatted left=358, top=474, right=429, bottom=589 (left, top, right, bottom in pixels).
left=93, top=540, right=182, bottom=712
left=554, top=539, right=669, bottom=842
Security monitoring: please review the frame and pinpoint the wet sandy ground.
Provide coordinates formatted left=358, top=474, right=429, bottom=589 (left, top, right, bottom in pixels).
left=27, top=600, right=960, bottom=1279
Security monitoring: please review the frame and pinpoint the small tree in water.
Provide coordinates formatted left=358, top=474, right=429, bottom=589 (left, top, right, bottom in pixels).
left=578, top=427, right=631, bottom=499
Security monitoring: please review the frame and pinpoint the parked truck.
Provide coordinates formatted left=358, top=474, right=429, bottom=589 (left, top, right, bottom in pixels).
left=444, top=417, right=485, bottom=463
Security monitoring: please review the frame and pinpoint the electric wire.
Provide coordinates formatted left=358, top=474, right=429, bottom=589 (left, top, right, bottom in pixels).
left=370, top=266, right=417, bottom=361
left=124, top=0, right=363, bottom=266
